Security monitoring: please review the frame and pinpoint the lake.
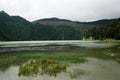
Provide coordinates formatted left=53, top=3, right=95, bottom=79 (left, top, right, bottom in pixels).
left=0, top=41, right=120, bottom=80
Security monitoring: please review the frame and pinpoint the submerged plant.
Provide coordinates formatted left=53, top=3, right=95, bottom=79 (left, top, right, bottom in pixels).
left=18, top=59, right=67, bottom=77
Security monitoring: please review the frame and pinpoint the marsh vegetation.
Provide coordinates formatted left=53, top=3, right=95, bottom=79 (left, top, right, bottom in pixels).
left=0, top=42, right=120, bottom=80
left=18, top=59, right=67, bottom=77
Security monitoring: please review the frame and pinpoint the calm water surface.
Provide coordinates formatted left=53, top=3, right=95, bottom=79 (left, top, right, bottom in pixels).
left=0, top=40, right=118, bottom=52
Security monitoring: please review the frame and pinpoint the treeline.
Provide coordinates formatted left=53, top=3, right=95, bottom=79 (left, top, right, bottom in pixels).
left=31, top=24, right=80, bottom=40
left=0, top=11, right=117, bottom=41
left=0, top=11, right=80, bottom=40
left=84, top=18, right=120, bottom=40
left=0, top=11, right=31, bottom=40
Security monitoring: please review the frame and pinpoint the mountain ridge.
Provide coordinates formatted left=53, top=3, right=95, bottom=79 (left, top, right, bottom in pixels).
left=0, top=11, right=119, bottom=41
left=33, top=17, right=116, bottom=25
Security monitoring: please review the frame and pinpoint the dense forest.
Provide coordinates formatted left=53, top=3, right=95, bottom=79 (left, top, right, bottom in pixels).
left=84, top=18, right=120, bottom=40
left=0, top=11, right=119, bottom=41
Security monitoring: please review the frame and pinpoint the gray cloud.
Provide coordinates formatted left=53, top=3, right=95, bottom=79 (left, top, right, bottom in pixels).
left=0, top=0, right=120, bottom=21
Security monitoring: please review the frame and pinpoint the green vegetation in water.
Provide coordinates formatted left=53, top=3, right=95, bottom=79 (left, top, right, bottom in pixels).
left=0, top=56, right=16, bottom=65
left=1, top=45, right=120, bottom=68
left=18, top=59, right=67, bottom=77
left=21, top=52, right=87, bottom=63
left=0, top=51, right=87, bottom=68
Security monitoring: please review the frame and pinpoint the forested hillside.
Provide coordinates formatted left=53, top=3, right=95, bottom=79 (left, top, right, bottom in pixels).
left=33, top=18, right=113, bottom=36
left=0, top=11, right=31, bottom=40
left=32, top=18, right=114, bottom=40
left=84, top=18, right=120, bottom=40
left=0, top=11, right=117, bottom=41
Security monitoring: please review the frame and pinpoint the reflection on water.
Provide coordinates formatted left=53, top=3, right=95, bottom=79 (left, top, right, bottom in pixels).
left=0, top=58, right=120, bottom=80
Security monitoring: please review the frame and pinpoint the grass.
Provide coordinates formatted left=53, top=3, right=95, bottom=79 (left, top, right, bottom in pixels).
left=0, top=45, right=119, bottom=77
left=0, top=56, right=16, bottom=65
left=0, top=50, right=87, bottom=77
left=1, top=45, right=119, bottom=67
left=21, top=52, right=86, bottom=63
left=0, top=50, right=87, bottom=69
left=1, top=44, right=119, bottom=68
left=18, top=59, right=67, bottom=77
left=16, top=51, right=86, bottom=77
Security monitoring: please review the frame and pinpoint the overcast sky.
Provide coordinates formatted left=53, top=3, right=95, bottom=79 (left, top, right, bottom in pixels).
left=0, top=0, right=120, bottom=22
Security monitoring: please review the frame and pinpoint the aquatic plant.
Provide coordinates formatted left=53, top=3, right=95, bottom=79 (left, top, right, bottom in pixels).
left=18, top=59, right=67, bottom=77
left=22, top=52, right=87, bottom=63
left=0, top=56, right=16, bottom=65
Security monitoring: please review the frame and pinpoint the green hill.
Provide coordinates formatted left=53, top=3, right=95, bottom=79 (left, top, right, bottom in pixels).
left=33, top=17, right=114, bottom=39
left=84, top=18, right=120, bottom=40
left=0, top=11, right=117, bottom=41
left=0, top=11, right=31, bottom=41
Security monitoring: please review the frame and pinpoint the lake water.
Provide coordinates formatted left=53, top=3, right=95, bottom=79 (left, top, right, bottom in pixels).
left=0, top=41, right=120, bottom=80
left=0, top=40, right=118, bottom=52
